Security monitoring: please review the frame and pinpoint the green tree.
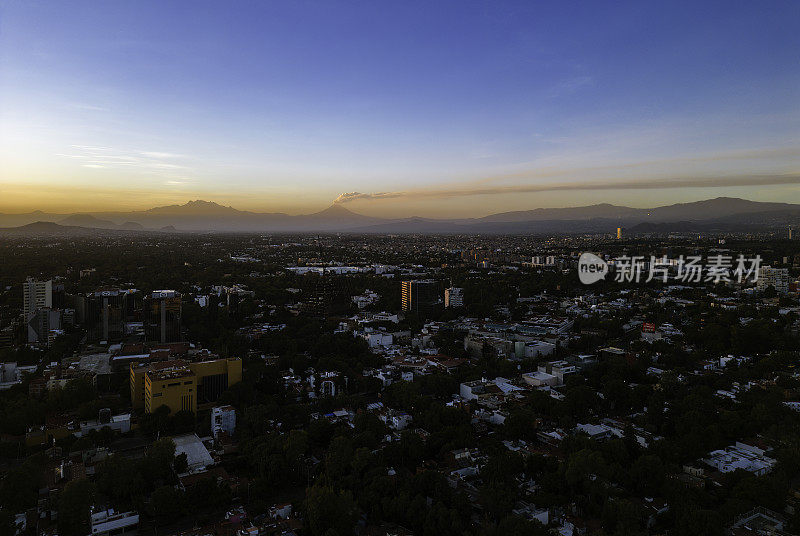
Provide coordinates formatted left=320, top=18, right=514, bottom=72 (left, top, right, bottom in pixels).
left=150, top=485, right=186, bottom=518
left=58, top=479, right=95, bottom=536
left=95, top=456, right=146, bottom=506
left=0, top=508, right=16, bottom=536
left=0, top=457, right=44, bottom=512
left=173, top=452, right=189, bottom=474
left=144, top=438, right=177, bottom=484
left=305, top=484, right=357, bottom=536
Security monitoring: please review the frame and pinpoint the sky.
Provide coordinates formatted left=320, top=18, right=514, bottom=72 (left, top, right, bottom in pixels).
left=0, top=0, right=798, bottom=217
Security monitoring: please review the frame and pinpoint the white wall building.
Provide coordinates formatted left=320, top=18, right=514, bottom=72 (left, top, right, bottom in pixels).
left=757, top=267, right=789, bottom=293
left=522, top=371, right=559, bottom=387
left=352, top=290, right=380, bottom=309
left=78, top=412, right=131, bottom=437
left=89, top=509, right=139, bottom=536
left=0, top=362, right=37, bottom=390
left=529, top=255, right=556, bottom=267
left=702, top=442, right=777, bottom=475
left=515, top=340, right=556, bottom=359
left=211, top=405, right=236, bottom=439
left=357, top=329, right=393, bottom=348
left=173, top=433, right=214, bottom=473
left=538, top=361, right=576, bottom=384
left=444, top=287, right=464, bottom=308
left=23, top=277, right=52, bottom=318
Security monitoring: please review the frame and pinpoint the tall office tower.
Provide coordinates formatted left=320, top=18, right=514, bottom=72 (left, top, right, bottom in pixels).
left=23, top=277, right=52, bottom=318
left=305, top=273, right=350, bottom=318
left=401, top=279, right=441, bottom=316
left=789, top=227, right=793, bottom=240
left=305, top=277, right=330, bottom=318
left=27, top=308, right=61, bottom=344
left=123, top=289, right=141, bottom=322
left=85, top=289, right=127, bottom=343
left=52, top=283, right=66, bottom=309
left=616, top=227, right=623, bottom=240
left=444, top=287, right=464, bottom=308
left=144, top=290, right=182, bottom=343
left=757, top=267, right=790, bottom=294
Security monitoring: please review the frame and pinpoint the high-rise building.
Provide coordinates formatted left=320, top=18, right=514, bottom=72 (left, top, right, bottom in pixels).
left=530, top=256, right=556, bottom=267
left=789, top=227, right=793, bottom=240
left=401, top=280, right=441, bottom=316
left=123, top=289, right=141, bottom=322
left=23, top=277, right=52, bottom=318
left=757, top=267, right=789, bottom=294
left=444, top=287, right=464, bottom=308
left=26, top=308, right=61, bottom=345
left=616, top=227, right=623, bottom=240
left=52, top=283, right=66, bottom=310
left=144, top=290, right=182, bottom=343
left=0, top=326, right=14, bottom=348
left=85, top=289, right=128, bottom=343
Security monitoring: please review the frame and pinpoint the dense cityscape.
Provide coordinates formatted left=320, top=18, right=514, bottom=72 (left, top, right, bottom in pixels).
left=0, top=228, right=798, bottom=535
left=2, top=1, right=798, bottom=534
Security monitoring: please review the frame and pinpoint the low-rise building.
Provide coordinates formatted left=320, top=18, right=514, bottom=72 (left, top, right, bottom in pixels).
left=172, top=433, right=214, bottom=474
left=89, top=508, right=139, bottom=536
left=702, top=442, right=776, bottom=476
left=211, top=405, right=236, bottom=439
left=522, top=370, right=559, bottom=387
left=77, top=410, right=131, bottom=437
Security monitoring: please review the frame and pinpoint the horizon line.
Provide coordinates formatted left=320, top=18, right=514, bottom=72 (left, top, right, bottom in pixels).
left=0, top=194, right=796, bottom=219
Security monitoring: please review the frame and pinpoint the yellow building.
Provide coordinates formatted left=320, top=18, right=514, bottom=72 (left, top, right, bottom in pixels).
left=190, top=357, right=243, bottom=402
left=131, top=359, right=186, bottom=410
left=144, top=365, right=197, bottom=414
left=131, top=357, right=242, bottom=414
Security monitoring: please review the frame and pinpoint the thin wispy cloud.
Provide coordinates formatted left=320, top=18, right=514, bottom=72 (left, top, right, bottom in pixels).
left=550, top=76, right=595, bottom=97
left=56, top=146, right=192, bottom=174
left=140, top=151, right=186, bottom=159
left=334, top=172, right=800, bottom=204
left=334, top=192, right=405, bottom=203
left=440, top=146, right=800, bottom=191
left=334, top=145, right=800, bottom=204
left=67, top=103, right=108, bottom=112
left=3, top=1, right=797, bottom=214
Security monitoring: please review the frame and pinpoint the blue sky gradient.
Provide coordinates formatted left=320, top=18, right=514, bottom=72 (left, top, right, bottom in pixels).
left=1, top=0, right=798, bottom=215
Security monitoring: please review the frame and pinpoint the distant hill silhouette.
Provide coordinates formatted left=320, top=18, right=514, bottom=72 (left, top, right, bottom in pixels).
left=1, top=197, right=799, bottom=234
left=58, top=214, right=119, bottom=229
left=0, top=221, right=121, bottom=237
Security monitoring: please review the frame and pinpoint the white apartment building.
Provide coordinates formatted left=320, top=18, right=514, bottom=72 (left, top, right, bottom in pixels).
left=530, top=255, right=556, bottom=266
left=444, top=287, right=464, bottom=308
left=757, top=266, right=789, bottom=293
left=23, top=277, right=52, bottom=318
left=211, top=405, right=236, bottom=438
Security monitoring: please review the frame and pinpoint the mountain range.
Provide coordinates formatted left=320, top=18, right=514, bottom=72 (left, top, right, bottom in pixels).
left=1, top=197, right=799, bottom=235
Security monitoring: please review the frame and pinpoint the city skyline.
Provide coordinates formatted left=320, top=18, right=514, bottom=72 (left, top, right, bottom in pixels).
left=4, top=3, right=800, bottom=534
left=1, top=1, right=798, bottom=217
